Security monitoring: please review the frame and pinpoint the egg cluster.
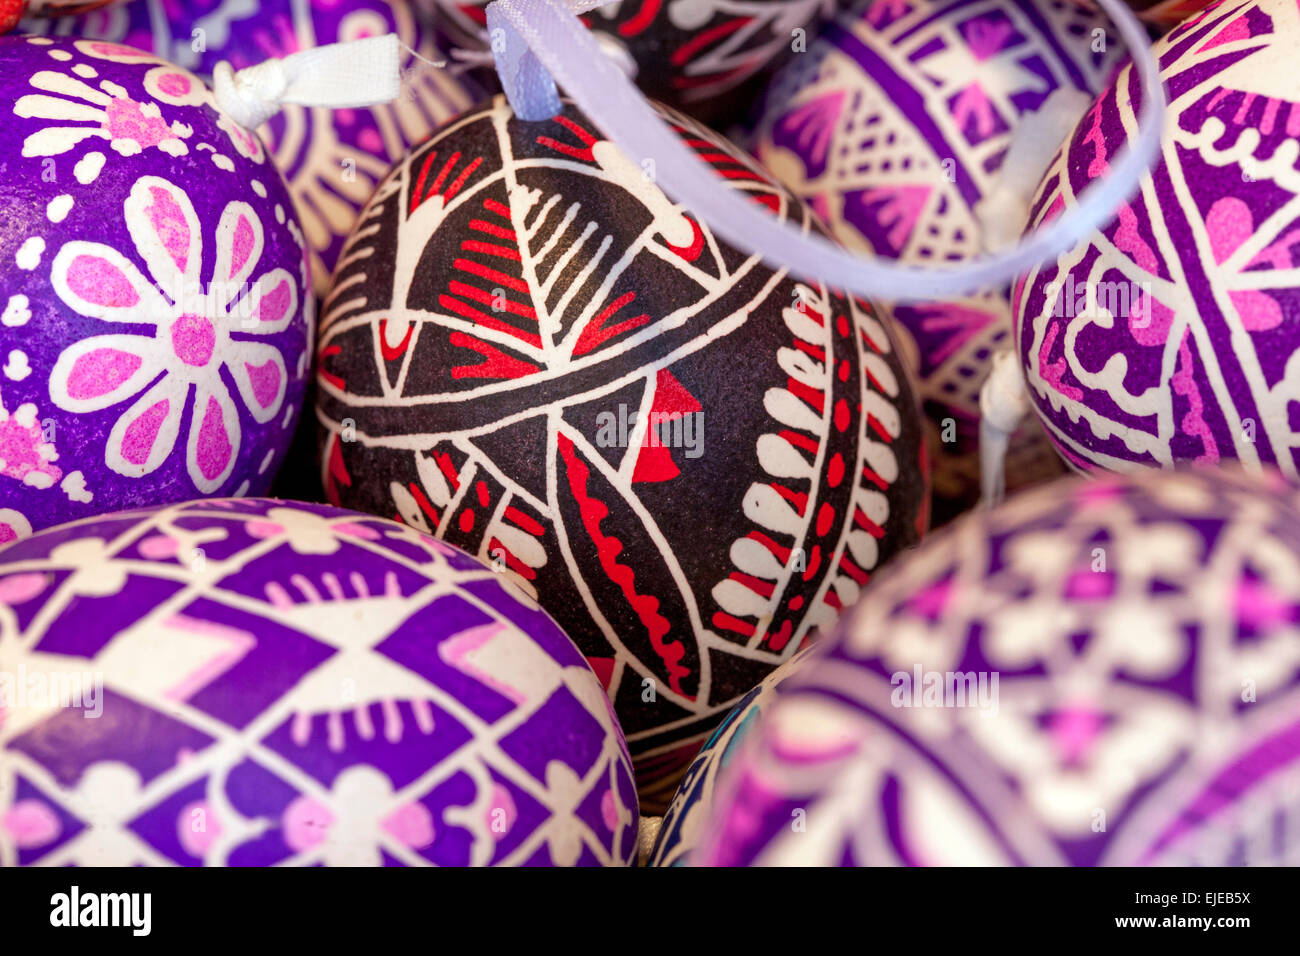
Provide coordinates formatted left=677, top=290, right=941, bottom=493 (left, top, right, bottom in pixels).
left=2, top=0, right=1296, bottom=869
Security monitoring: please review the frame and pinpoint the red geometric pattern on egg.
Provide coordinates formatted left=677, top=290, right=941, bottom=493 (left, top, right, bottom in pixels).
left=314, top=95, right=929, bottom=807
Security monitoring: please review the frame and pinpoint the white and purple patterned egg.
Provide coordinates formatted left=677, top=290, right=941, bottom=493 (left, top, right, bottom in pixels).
left=1014, top=0, right=1300, bottom=478
left=30, top=0, right=483, bottom=294
left=647, top=645, right=815, bottom=866
left=694, top=467, right=1300, bottom=866
left=0, top=34, right=311, bottom=546
left=0, top=498, right=638, bottom=866
left=751, top=0, right=1125, bottom=510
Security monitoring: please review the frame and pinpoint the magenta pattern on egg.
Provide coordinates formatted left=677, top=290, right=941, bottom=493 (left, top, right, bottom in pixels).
left=751, top=0, right=1123, bottom=500
left=33, top=0, right=481, bottom=294
left=1014, top=0, right=1300, bottom=476
left=695, top=468, right=1300, bottom=866
left=0, top=499, right=638, bottom=866
left=0, top=34, right=311, bottom=543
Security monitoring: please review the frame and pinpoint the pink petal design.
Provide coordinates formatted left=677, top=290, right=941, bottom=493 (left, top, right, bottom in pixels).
left=107, top=378, right=184, bottom=476
left=226, top=340, right=287, bottom=424
left=213, top=201, right=264, bottom=304
left=2, top=799, right=61, bottom=848
left=282, top=797, right=334, bottom=853
left=1230, top=290, right=1283, bottom=331
left=239, top=268, right=298, bottom=334
left=125, top=175, right=201, bottom=289
left=176, top=800, right=222, bottom=857
left=186, top=383, right=241, bottom=492
left=0, top=572, right=47, bottom=603
left=485, top=784, right=517, bottom=840
left=1206, top=197, right=1253, bottom=264
left=381, top=802, right=435, bottom=849
left=49, top=334, right=159, bottom=413
left=65, top=348, right=141, bottom=400
left=50, top=241, right=161, bottom=322
left=0, top=513, right=34, bottom=547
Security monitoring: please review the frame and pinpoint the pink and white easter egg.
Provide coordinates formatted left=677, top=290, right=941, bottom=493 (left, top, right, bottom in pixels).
left=694, top=467, right=1300, bottom=866
left=30, top=0, right=483, bottom=294
left=0, top=498, right=638, bottom=866
left=0, top=34, right=311, bottom=543
left=751, top=0, right=1126, bottom=512
left=1014, top=0, right=1300, bottom=478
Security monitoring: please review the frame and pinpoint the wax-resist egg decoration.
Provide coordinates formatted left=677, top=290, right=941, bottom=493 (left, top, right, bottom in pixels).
left=648, top=646, right=815, bottom=866
left=0, top=35, right=311, bottom=541
left=751, top=0, right=1125, bottom=512
left=315, top=94, right=928, bottom=809
left=0, top=498, right=638, bottom=866
left=1015, top=0, right=1300, bottom=477
left=1067, top=0, right=1215, bottom=26
left=426, top=0, right=839, bottom=123
left=29, top=0, right=481, bottom=294
left=695, top=467, right=1300, bottom=865
left=7, top=1, right=117, bottom=34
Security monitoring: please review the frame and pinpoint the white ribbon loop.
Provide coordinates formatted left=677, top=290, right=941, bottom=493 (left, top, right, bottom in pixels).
left=484, top=0, right=1167, bottom=304
left=213, top=34, right=403, bottom=131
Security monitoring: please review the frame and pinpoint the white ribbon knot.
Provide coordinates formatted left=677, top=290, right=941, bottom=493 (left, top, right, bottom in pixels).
left=213, top=34, right=403, bottom=131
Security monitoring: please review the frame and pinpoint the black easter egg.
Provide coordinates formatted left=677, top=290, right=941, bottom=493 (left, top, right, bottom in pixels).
left=314, top=94, right=929, bottom=808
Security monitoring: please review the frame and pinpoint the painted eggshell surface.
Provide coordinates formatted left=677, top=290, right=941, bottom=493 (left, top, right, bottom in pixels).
left=0, top=34, right=311, bottom=545
left=314, top=94, right=929, bottom=810
left=695, top=467, right=1300, bottom=865
left=1014, top=0, right=1300, bottom=477
left=29, top=0, right=482, bottom=294
left=751, top=0, right=1125, bottom=510
left=0, top=498, right=638, bottom=866
left=648, top=645, right=815, bottom=866
left=425, top=0, right=841, bottom=124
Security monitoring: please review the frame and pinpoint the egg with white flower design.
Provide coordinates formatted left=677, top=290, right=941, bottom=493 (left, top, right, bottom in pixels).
left=0, top=498, right=639, bottom=866
left=0, top=34, right=311, bottom=542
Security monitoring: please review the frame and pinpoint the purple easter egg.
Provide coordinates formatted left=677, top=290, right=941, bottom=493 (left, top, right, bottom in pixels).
left=694, top=467, right=1300, bottom=866
left=0, top=498, right=638, bottom=866
left=751, top=0, right=1125, bottom=511
left=314, top=93, right=930, bottom=810
left=29, top=0, right=483, bottom=294
left=0, top=34, right=311, bottom=544
left=1014, top=0, right=1300, bottom=477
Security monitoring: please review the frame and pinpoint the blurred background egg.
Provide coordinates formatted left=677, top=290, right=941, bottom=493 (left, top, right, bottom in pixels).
left=694, top=467, right=1300, bottom=865
left=0, top=34, right=311, bottom=540
left=424, top=0, right=846, bottom=125
left=314, top=93, right=929, bottom=809
left=648, top=645, right=815, bottom=866
left=1014, top=0, right=1300, bottom=479
left=0, top=498, right=638, bottom=866
left=751, top=0, right=1128, bottom=517
left=31, top=0, right=484, bottom=294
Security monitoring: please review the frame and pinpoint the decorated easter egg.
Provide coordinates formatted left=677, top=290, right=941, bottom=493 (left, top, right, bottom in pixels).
left=6, top=1, right=118, bottom=34
left=29, top=0, right=482, bottom=294
left=751, top=0, right=1126, bottom=512
left=1068, top=0, right=1216, bottom=27
left=0, top=498, right=638, bottom=866
left=425, top=0, right=840, bottom=123
left=647, top=645, right=815, bottom=866
left=315, top=94, right=929, bottom=809
left=0, top=34, right=311, bottom=542
left=695, top=467, right=1300, bottom=865
left=1015, top=0, right=1300, bottom=478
